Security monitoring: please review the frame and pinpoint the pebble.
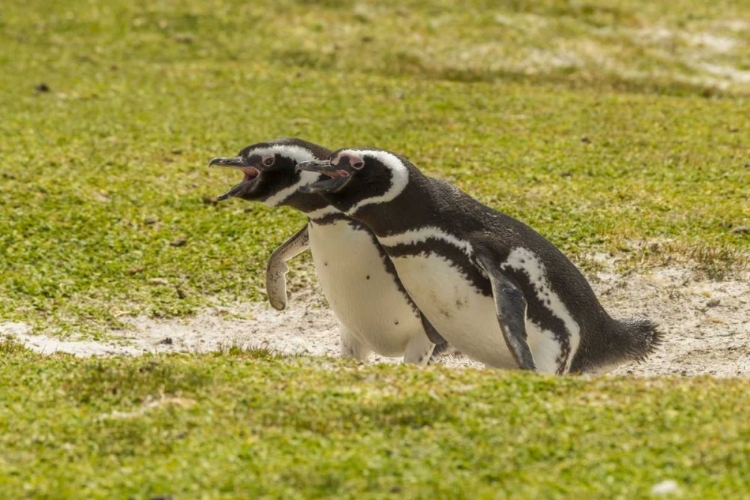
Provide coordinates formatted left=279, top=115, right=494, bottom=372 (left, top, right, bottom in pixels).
left=651, top=479, right=680, bottom=496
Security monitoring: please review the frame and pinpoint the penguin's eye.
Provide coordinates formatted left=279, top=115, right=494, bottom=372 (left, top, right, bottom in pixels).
left=262, top=156, right=275, bottom=167
left=351, top=160, right=364, bottom=170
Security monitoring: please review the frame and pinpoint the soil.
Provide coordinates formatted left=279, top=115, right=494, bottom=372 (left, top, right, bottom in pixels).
left=2, top=266, right=748, bottom=378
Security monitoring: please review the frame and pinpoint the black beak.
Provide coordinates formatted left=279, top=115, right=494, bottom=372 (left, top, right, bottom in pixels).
left=209, top=156, right=249, bottom=168
left=296, top=159, right=336, bottom=174
left=297, top=159, right=352, bottom=194
left=217, top=183, right=248, bottom=201
left=210, top=155, right=263, bottom=201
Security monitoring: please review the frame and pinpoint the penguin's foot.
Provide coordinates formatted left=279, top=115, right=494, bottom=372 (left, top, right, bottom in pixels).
left=403, top=335, right=436, bottom=366
left=340, top=327, right=371, bottom=361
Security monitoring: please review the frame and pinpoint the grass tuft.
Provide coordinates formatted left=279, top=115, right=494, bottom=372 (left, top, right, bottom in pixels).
left=0, top=338, right=31, bottom=356
left=634, top=241, right=749, bottom=279
left=214, top=341, right=288, bottom=360
left=0, top=352, right=748, bottom=497
left=1, top=0, right=748, bottom=335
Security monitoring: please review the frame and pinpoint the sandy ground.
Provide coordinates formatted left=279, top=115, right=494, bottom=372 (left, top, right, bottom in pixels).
left=2, top=266, right=748, bottom=378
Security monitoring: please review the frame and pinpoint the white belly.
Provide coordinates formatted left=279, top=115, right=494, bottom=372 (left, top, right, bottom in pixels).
left=392, top=254, right=556, bottom=371
left=308, top=221, right=423, bottom=357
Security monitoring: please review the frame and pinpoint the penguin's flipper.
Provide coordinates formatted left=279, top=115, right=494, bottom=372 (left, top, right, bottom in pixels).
left=265, top=224, right=311, bottom=310
left=420, top=312, right=448, bottom=346
left=476, top=254, right=536, bottom=371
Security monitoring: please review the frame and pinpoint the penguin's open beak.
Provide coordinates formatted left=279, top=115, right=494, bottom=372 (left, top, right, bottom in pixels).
left=209, top=156, right=262, bottom=200
left=209, top=156, right=248, bottom=168
left=295, top=159, right=334, bottom=174
left=297, top=160, right=351, bottom=194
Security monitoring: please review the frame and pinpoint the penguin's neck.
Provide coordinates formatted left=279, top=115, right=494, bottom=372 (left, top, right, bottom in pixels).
left=348, top=174, right=439, bottom=237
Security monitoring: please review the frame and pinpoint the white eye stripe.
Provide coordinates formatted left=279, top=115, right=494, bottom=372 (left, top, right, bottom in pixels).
left=247, top=145, right=317, bottom=166
left=244, top=145, right=320, bottom=207
left=341, top=149, right=409, bottom=215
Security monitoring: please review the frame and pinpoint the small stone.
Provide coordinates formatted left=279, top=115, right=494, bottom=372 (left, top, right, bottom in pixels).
left=706, top=298, right=721, bottom=308
left=35, top=83, right=50, bottom=93
left=175, top=286, right=187, bottom=299
left=171, top=149, right=183, bottom=155
left=148, top=278, right=169, bottom=286
left=580, top=136, right=591, bottom=144
left=144, top=217, right=158, bottom=225
left=651, top=479, right=680, bottom=496
left=730, top=226, right=749, bottom=234
left=173, top=33, right=195, bottom=44
left=158, top=337, right=173, bottom=345
left=170, top=238, right=187, bottom=247
left=127, top=266, right=144, bottom=275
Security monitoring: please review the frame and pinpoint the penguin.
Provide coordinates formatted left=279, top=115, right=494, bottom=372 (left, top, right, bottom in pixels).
left=209, top=138, right=448, bottom=365
left=297, top=148, right=662, bottom=374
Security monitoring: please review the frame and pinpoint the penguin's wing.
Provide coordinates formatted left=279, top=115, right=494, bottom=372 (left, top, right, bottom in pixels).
left=475, top=254, right=536, bottom=371
left=265, top=224, right=311, bottom=310
left=419, top=312, right=448, bottom=346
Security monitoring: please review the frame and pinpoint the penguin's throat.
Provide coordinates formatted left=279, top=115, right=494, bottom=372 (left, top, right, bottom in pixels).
left=324, top=169, right=350, bottom=179
left=241, top=167, right=260, bottom=183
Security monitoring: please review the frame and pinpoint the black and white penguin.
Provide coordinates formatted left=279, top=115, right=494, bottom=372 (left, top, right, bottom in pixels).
left=209, top=138, right=447, bottom=365
left=298, top=148, right=662, bottom=374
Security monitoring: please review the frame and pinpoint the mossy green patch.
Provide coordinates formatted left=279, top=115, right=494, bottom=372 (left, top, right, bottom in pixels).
left=1, top=0, right=748, bottom=335
left=1, top=350, right=748, bottom=498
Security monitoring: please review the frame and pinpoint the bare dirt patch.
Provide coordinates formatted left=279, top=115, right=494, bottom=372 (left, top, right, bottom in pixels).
left=2, top=267, right=748, bottom=377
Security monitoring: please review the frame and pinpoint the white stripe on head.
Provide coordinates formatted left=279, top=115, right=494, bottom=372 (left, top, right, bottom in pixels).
left=248, top=145, right=317, bottom=166
left=377, top=226, right=474, bottom=257
left=247, top=145, right=320, bottom=207
left=502, top=247, right=581, bottom=372
left=339, top=150, right=409, bottom=215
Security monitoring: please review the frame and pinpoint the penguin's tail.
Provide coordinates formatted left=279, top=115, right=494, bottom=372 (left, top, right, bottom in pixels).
left=615, top=318, right=664, bottom=363
left=572, top=317, right=664, bottom=373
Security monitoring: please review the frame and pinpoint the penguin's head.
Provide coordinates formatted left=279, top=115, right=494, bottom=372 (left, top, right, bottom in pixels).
left=297, top=148, right=410, bottom=214
left=209, top=138, right=332, bottom=210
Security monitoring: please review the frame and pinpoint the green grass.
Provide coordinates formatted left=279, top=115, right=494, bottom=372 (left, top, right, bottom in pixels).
left=0, top=0, right=748, bottom=334
left=1, top=349, right=749, bottom=498
left=1, top=2, right=749, bottom=496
